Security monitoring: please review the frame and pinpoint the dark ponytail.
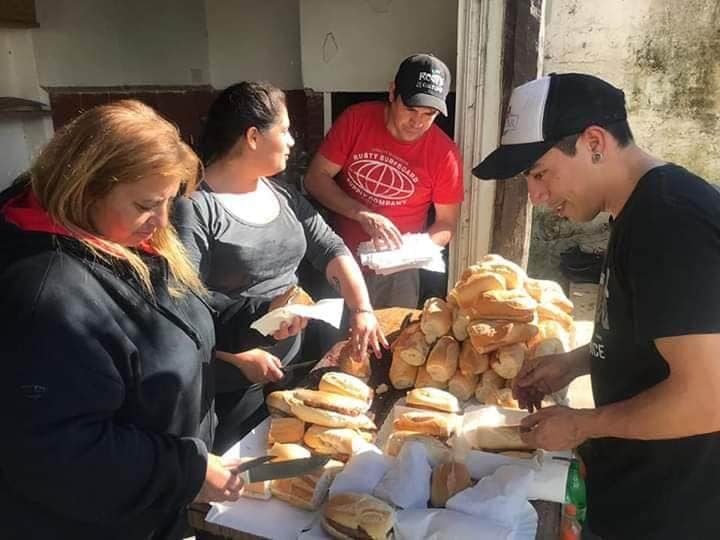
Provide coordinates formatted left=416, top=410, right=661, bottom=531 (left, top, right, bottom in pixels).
left=198, top=81, right=286, bottom=166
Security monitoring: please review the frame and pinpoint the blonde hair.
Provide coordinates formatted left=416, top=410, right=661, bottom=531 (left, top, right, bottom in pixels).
left=30, top=99, right=204, bottom=296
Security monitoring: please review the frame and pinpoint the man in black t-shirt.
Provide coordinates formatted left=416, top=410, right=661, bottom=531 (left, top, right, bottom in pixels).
left=473, top=73, right=720, bottom=540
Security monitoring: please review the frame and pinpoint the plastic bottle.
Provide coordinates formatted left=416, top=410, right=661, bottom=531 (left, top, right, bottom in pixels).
left=561, top=503, right=582, bottom=540
left=565, top=459, right=587, bottom=523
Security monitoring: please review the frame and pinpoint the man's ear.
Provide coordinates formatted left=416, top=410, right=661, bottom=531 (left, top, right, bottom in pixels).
left=582, top=125, right=608, bottom=156
left=388, top=81, right=396, bottom=103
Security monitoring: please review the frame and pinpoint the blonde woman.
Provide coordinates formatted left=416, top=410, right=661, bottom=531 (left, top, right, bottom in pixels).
left=0, top=101, right=249, bottom=539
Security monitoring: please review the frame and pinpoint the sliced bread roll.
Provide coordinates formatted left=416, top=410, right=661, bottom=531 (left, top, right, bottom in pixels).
left=384, top=430, right=452, bottom=462
left=290, top=401, right=376, bottom=431
left=393, top=411, right=454, bottom=439
left=268, top=417, right=305, bottom=445
left=269, top=284, right=314, bottom=310
left=322, top=493, right=395, bottom=540
left=319, top=372, right=373, bottom=403
left=271, top=459, right=344, bottom=511
left=304, top=425, right=374, bottom=455
left=293, top=389, right=370, bottom=416
left=266, top=390, right=301, bottom=417
left=406, top=387, right=461, bottom=413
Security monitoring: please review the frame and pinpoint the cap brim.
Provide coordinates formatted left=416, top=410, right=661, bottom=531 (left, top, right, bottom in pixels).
left=402, top=94, right=448, bottom=116
left=472, top=140, right=556, bottom=180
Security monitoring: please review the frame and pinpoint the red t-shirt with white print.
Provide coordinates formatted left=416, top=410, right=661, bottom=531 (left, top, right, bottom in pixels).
left=318, top=101, right=464, bottom=256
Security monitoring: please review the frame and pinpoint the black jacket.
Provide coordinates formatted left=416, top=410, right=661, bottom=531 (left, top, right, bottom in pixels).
left=0, top=184, right=266, bottom=539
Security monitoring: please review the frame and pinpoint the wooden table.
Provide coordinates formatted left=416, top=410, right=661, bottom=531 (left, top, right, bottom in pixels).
left=188, top=308, right=561, bottom=539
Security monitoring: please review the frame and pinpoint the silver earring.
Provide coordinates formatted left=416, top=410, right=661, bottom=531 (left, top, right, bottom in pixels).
left=592, top=152, right=602, bottom=163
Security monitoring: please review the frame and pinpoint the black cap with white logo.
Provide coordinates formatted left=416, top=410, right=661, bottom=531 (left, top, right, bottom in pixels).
left=473, top=73, right=628, bottom=180
left=394, top=54, right=451, bottom=117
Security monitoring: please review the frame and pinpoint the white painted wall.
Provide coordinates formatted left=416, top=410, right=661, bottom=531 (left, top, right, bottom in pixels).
left=299, top=0, right=458, bottom=91
left=0, top=29, right=53, bottom=189
left=33, top=0, right=210, bottom=87
left=206, top=0, right=303, bottom=90
left=543, top=0, right=720, bottom=182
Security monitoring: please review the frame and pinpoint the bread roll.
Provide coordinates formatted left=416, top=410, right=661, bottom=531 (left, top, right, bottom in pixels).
left=526, top=320, right=570, bottom=351
left=451, top=309, right=471, bottom=341
left=492, top=342, right=527, bottom=379
left=524, top=277, right=574, bottom=313
left=495, top=387, right=520, bottom=409
left=466, top=424, right=531, bottom=451
left=477, top=254, right=527, bottom=289
left=537, top=302, right=574, bottom=331
left=468, top=321, right=538, bottom=354
left=304, top=425, right=374, bottom=455
left=268, top=417, right=305, bottom=445
left=393, top=411, right=454, bottom=438
left=389, top=354, right=418, bottom=390
left=431, top=461, right=472, bottom=507
left=319, top=372, right=373, bottom=403
left=406, top=387, right=461, bottom=413
left=322, top=493, right=395, bottom=540
left=425, top=336, right=459, bottom=383
left=271, top=459, right=344, bottom=511
left=448, top=267, right=507, bottom=310
left=447, top=370, right=479, bottom=401
left=415, top=364, right=448, bottom=390
left=384, top=431, right=452, bottom=462
left=474, top=369, right=506, bottom=404
left=269, top=284, right=314, bottom=310
left=268, top=442, right=312, bottom=461
left=530, top=336, right=566, bottom=359
left=392, top=322, right=430, bottom=366
left=420, top=297, right=453, bottom=343
left=465, top=289, right=537, bottom=322
left=458, top=339, right=490, bottom=376
left=338, top=341, right=372, bottom=382
left=290, top=401, right=376, bottom=430
left=265, top=390, right=301, bottom=416
left=293, top=389, right=370, bottom=416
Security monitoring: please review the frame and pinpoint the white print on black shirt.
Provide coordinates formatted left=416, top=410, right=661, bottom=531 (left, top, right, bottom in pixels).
left=595, top=268, right=610, bottom=331
left=347, top=151, right=419, bottom=207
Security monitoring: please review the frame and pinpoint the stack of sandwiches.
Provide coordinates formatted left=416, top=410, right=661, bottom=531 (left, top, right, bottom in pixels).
left=389, top=253, right=574, bottom=409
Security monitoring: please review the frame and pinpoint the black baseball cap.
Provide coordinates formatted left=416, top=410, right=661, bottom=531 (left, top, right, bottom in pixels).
left=472, top=73, right=628, bottom=180
left=394, top=54, right=451, bottom=117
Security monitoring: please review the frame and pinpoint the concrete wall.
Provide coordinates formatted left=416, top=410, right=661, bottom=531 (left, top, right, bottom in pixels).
left=206, top=0, right=303, bottom=90
left=33, top=0, right=210, bottom=87
left=529, top=0, right=720, bottom=283
left=299, top=0, right=458, bottom=91
left=543, top=0, right=720, bottom=182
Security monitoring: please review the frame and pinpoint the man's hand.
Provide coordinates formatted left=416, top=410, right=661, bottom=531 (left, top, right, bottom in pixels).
left=520, top=406, right=594, bottom=451
left=356, top=210, right=403, bottom=250
left=272, top=316, right=307, bottom=340
left=513, top=349, right=583, bottom=412
left=194, top=454, right=245, bottom=503
left=349, top=311, right=389, bottom=359
left=228, top=348, right=284, bottom=383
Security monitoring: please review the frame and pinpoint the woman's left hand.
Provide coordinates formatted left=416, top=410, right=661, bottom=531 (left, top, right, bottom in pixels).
left=272, top=316, right=307, bottom=340
left=349, top=310, right=388, bottom=359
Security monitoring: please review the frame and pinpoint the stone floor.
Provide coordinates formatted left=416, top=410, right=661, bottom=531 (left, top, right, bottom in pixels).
left=566, top=282, right=598, bottom=409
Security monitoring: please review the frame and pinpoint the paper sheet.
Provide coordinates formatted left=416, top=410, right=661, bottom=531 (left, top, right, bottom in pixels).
left=358, top=233, right=445, bottom=275
left=251, top=298, right=344, bottom=336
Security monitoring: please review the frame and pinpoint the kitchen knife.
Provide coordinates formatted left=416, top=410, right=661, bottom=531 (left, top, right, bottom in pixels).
left=235, top=455, right=330, bottom=484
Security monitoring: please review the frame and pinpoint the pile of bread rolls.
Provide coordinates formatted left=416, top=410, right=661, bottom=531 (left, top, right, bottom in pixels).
left=241, top=372, right=377, bottom=510
left=389, top=254, right=574, bottom=409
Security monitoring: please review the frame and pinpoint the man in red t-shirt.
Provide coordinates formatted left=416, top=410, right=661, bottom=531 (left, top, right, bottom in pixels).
left=305, top=54, right=464, bottom=309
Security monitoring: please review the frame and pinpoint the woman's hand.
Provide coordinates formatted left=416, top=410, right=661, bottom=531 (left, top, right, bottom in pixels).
left=194, top=454, right=244, bottom=503
left=220, top=348, right=284, bottom=384
left=349, top=310, right=388, bottom=359
left=272, top=316, right=307, bottom=340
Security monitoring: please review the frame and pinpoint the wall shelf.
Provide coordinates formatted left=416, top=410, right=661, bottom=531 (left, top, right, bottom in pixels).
left=0, top=97, right=51, bottom=118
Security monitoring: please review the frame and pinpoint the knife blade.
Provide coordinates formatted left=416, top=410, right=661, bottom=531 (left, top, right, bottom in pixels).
left=239, top=455, right=330, bottom=484
left=281, top=359, right=317, bottom=375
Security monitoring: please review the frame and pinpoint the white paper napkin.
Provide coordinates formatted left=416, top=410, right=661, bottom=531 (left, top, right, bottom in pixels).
left=373, top=441, right=432, bottom=509
left=358, top=233, right=446, bottom=275
left=329, top=445, right=392, bottom=496
left=251, top=298, right=344, bottom=336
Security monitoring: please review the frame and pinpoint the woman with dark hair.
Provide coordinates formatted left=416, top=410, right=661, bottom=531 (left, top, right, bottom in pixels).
left=175, top=81, right=386, bottom=453
left=0, top=100, right=248, bottom=539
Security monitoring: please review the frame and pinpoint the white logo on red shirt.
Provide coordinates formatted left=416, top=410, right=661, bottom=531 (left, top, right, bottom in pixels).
left=347, top=153, right=419, bottom=207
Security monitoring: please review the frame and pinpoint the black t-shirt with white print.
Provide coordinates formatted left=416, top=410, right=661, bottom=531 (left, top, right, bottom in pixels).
left=581, top=164, right=720, bottom=540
